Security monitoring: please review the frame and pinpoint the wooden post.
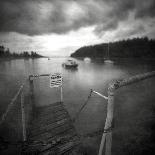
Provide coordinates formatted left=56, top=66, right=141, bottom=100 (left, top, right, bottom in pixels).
left=29, top=76, right=35, bottom=116
left=60, top=86, right=63, bottom=103
left=99, top=86, right=114, bottom=155
left=98, top=133, right=106, bottom=155
left=21, top=89, right=26, bottom=141
left=98, top=71, right=155, bottom=155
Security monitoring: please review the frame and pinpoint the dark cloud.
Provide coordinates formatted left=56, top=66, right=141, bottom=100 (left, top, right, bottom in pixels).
left=114, top=25, right=146, bottom=40
left=0, top=0, right=155, bottom=37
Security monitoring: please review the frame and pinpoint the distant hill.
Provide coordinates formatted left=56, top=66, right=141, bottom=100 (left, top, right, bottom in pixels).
left=71, top=37, right=155, bottom=58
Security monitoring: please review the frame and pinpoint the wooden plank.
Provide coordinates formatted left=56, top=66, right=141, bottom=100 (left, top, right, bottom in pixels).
left=30, top=122, right=72, bottom=137
left=30, top=123, right=73, bottom=140
left=39, top=136, right=80, bottom=155
left=32, top=113, right=69, bottom=130
left=31, top=118, right=69, bottom=135
left=46, top=128, right=77, bottom=142
left=44, top=137, right=80, bottom=155
left=32, top=111, right=71, bottom=126
left=25, top=101, right=80, bottom=155
left=32, top=110, right=68, bottom=123
left=38, top=135, right=79, bottom=153
left=34, top=108, right=68, bottom=119
left=36, top=102, right=62, bottom=111
left=57, top=139, right=80, bottom=154
left=29, top=126, right=74, bottom=143
left=36, top=104, right=64, bottom=114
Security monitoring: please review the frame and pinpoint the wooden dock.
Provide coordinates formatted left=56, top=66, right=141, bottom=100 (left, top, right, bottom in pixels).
left=22, top=102, right=80, bottom=155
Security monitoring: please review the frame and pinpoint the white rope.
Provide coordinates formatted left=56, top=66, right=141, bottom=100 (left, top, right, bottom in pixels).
left=92, top=90, right=108, bottom=100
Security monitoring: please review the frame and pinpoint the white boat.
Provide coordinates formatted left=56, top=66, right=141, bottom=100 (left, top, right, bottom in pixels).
left=84, top=57, right=91, bottom=63
left=62, top=59, right=78, bottom=68
left=104, top=59, right=114, bottom=63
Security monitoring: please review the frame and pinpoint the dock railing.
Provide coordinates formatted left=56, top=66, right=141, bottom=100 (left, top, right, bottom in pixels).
left=0, top=84, right=27, bottom=143
left=1, top=71, right=155, bottom=154
left=29, top=73, right=63, bottom=103
left=98, top=71, right=155, bottom=155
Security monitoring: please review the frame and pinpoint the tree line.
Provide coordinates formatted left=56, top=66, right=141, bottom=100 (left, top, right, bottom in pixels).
left=0, top=45, right=43, bottom=58
left=71, top=37, right=155, bottom=58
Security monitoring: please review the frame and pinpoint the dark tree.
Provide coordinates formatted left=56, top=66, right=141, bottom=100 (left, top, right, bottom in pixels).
left=71, top=37, right=155, bottom=58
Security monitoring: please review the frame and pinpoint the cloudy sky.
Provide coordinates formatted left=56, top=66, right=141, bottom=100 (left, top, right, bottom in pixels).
left=0, top=0, right=155, bottom=56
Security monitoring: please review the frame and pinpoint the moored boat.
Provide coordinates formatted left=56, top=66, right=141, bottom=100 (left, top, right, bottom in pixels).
left=62, top=59, right=78, bottom=68
left=104, top=59, right=114, bottom=64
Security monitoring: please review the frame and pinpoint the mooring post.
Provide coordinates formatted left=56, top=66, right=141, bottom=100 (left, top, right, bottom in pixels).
left=98, top=71, right=155, bottom=155
left=60, top=86, right=63, bottom=103
left=29, top=75, right=34, bottom=103
left=29, top=75, right=35, bottom=120
left=21, top=87, right=26, bottom=141
left=98, top=84, right=114, bottom=155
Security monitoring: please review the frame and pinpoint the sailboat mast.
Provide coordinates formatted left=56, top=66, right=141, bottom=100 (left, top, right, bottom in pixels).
left=108, top=43, right=109, bottom=58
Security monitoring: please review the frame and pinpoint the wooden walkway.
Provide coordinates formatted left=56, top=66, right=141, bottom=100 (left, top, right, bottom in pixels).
left=23, top=102, right=80, bottom=155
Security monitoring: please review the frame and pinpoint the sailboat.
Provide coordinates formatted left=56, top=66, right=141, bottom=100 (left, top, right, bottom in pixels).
left=104, top=43, right=114, bottom=64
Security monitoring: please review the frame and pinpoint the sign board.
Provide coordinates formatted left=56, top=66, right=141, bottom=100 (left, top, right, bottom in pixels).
left=50, top=73, right=62, bottom=88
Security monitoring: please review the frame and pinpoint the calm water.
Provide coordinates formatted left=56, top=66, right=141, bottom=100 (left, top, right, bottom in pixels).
left=0, top=58, right=155, bottom=154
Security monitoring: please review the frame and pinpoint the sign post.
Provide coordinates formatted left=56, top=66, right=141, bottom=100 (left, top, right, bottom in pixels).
left=50, top=73, right=63, bottom=102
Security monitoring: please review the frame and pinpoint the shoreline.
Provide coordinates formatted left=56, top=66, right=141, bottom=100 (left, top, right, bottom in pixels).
left=0, top=56, right=46, bottom=61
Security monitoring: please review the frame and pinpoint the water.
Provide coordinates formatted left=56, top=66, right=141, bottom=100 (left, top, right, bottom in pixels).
left=0, top=57, right=155, bottom=154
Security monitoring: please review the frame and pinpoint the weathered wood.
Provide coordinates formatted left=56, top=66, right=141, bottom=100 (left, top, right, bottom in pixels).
left=60, top=86, right=63, bottom=102
left=34, top=109, right=68, bottom=121
left=36, top=107, right=67, bottom=117
left=36, top=102, right=63, bottom=112
left=98, top=71, right=155, bottom=155
left=32, top=113, right=68, bottom=129
left=21, top=91, right=26, bottom=141
left=30, top=125, right=73, bottom=141
left=25, top=101, right=80, bottom=154
left=30, top=119, right=70, bottom=136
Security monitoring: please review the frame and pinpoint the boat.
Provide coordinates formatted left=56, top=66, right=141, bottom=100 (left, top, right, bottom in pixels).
left=84, top=57, right=91, bottom=63
left=104, top=59, right=114, bottom=63
left=62, top=59, right=78, bottom=68
left=104, top=43, right=114, bottom=64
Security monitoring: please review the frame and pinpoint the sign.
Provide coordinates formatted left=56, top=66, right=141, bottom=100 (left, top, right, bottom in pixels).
left=50, top=73, right=62, bottom=88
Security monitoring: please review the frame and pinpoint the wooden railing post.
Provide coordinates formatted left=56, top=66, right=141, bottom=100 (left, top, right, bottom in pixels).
left=60, top=86, right=63, bottom=103
left=21, top=88, right=26, bottom=141
left=98, top=71, right=155, bottom=155
left=98, top=85, right=114, bottom=155
left=29, top=75, right=35, bottom=116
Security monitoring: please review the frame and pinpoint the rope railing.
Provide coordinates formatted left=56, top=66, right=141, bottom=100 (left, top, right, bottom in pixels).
left=98, top=71, right=155, bottom=155
left=29, top=74, right=50, bottom=80
left=0, top=84, right=27, bottom=144
left=73, top=89, right=108, bottom=122
left=0, top=85, right=24, bottom=125
left=1, top=71, right=155, bottom=154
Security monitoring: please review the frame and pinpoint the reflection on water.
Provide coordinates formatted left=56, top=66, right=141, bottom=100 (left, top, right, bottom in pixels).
left=0, top=58, right=155, bottom=154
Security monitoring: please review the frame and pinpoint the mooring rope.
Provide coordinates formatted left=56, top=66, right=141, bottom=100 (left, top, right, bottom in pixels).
left=72, top=89, right=93, bottom=122
left=72, top=89, right=108, bottom=122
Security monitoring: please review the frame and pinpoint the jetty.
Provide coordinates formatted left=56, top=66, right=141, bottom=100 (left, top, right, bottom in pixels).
left=0, top=71, right=155, bottom=155
left=23, top=102, right=80, bottom=154
left=0, top=74, right=81, bottom=155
